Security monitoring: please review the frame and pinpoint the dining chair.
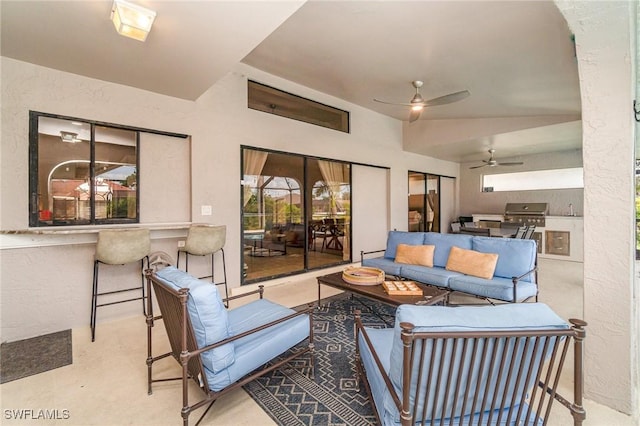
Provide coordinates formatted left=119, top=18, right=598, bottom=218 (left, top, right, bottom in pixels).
left=523, top=225, right=536, bottom=239
left=91, top=228, right=150, bottom=342
left=514, top=225, right=528, bottom=239
left=177, top=224, right=228, bottom=303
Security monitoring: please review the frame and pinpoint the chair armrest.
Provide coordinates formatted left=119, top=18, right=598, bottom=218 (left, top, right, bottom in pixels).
left=354, top=310, right=402, bottom=410
left=190, top=305, right=314, bottom=358
left=512, top=266, right=538, bottom=283
left=360, top=249, right=386, bottom=263
left=223, top=285, right=264, bottom=304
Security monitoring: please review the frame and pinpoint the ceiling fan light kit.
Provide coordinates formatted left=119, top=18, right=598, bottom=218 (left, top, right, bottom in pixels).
left=374, top=80, right=470, bottom=123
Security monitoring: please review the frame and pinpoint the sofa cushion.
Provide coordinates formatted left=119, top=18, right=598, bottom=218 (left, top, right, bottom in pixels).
left=423, top=232, right=473, bottom=268
left=445, top=246, right=498, bottom=279
left=387, top=303, right=569, bottom=423
left=155, top=266, right=234, bottom=374
left=449, top=274, right=538, bottom=302
left=384, top=231, right=426, bottom=259
left=395, top=244, right=435, bottom=267
left=362, top=257, right=403, bottom=276
left=398, top=264, right=462, bottom=288
left=472, top=237, right=537, bottom=282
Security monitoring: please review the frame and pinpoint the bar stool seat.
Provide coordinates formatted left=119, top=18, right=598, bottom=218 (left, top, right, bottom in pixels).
left=177, top=224, right=228, bottom=303
left=91, top=228, right=150, bottom=342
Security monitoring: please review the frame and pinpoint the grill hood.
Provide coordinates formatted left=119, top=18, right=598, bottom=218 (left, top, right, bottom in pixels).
left=504, top=203, right=548, bottom=216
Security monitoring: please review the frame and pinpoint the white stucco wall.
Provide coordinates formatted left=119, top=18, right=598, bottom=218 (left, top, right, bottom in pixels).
left=557, top=0, right=638, bottom=417
left=0, top=57, right=459, bottom=343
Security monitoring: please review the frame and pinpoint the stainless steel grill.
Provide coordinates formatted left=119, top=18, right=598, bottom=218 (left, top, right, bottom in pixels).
left=503, top=202, right=548, bottom=227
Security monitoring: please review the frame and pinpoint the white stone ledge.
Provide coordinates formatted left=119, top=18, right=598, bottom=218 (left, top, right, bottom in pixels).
left=0, top=222, right=191, bottom=249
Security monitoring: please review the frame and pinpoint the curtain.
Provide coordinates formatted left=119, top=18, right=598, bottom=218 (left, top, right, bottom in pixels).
left=318, top=160, right=347, bottom=215
left=242, top=150, right=268, bottom=207
left=318, top=160, right=350, bottom=259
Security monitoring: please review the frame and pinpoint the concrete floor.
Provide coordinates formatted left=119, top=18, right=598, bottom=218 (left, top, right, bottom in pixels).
left=0, top=258, right=636, bottom=425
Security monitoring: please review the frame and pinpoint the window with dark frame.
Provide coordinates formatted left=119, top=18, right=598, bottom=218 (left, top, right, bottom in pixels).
left=29, top=112, right=142, bottom=227
left=247, top=80, right=350, bottom=133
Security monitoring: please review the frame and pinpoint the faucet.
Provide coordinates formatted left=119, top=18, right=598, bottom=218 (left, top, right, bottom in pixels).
left=569, top=203, right=574, bottom=216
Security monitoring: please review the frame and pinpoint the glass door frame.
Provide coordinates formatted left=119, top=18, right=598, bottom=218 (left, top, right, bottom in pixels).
left=241, top=146, right=352, bottom=284
left=408, top=171, right=443, bottom=233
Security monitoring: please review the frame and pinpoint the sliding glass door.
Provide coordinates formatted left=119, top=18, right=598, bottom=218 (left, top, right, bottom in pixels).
left=242, top=148, right=351, bottom=283
left=408, top=171, right=441, bottom=233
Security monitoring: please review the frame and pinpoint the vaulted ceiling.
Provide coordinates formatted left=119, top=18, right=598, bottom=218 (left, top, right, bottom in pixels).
left=1, top=1, right=582, bottom=163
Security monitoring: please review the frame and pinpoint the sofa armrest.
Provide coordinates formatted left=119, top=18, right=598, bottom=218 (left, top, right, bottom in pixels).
left=511, top=266, right=538, bottom=302
left=360, top=249, right=386, bottom=263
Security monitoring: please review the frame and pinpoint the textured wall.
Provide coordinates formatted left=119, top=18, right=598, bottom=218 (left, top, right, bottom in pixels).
left=0, top=58, right=460, bottom=342
left=557, top=0, right=638, bottom=416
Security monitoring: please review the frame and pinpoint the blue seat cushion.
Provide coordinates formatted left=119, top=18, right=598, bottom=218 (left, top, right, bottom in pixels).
left=206, top=299, right=310, bottom=391
left=448, top=275, right=538, bottom=302
left=398, top=264, right=462, bottom=288
left=358, top=328, right=396, bottom=423
left=472, top=237, right=537, bottom=282
left=154, top=266, right=234, bottom=373
left=423, top=232, right=473, bottom=268
left=362, top=257, right=403, bottom=276
left=385, top=304, right=568, bottom=423
left=384, top=231, right=426, bottom=259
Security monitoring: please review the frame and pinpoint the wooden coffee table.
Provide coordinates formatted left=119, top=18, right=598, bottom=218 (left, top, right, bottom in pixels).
left=316, top=271, right=449, bottom=307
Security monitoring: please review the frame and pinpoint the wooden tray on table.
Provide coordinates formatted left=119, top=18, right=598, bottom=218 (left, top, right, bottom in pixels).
left=382, top=280, right=424, bottom=296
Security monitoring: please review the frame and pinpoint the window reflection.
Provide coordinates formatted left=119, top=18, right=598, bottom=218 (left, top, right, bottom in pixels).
left=33, top=114, right=138, bottom=226
left=241, top=148, right=351, bottom=283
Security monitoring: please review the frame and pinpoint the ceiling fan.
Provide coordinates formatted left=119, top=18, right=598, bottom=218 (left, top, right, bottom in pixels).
left=374, top=80, right=470, bottom=122
left=470, top=149, right=524, bottom=169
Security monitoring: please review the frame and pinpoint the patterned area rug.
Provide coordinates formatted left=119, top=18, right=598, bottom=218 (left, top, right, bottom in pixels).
left=243, top=294, right=395, bottom=425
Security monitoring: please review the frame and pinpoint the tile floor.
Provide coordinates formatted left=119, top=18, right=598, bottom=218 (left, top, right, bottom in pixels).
left=0, top=259, right=636, bottom=425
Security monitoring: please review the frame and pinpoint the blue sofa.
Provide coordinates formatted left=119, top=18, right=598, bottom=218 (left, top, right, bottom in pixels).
left=355, top=303, right=587, bottom=425
left=361, top=231, right=538, bottom=302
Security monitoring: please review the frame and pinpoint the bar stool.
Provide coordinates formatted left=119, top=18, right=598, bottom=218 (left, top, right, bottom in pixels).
left=177, top=224, right=228, bottom=303
left=91, top=228, right=150, bottom=342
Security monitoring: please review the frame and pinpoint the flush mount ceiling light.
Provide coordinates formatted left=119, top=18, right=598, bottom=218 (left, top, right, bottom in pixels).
left=60, top=131, right=82, bottom=143
left=110, top=0, right=156, bottom=42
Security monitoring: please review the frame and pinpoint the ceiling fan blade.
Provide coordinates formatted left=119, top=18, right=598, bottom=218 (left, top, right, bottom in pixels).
left=373, top=98, right=416, bottom=107
left=424, top=90, right=471, bottom=107
left=409, top=108, right=422, bottom=123
left=497, top=161, right=524, bottom=166
left=469, top=164, right=488, bottom=169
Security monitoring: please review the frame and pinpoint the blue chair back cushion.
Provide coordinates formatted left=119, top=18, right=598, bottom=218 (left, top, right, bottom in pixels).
left=472, top=237, right=537, bottom=281
left=384, top=231, right=426, bottom=259
left=423, top=232, right=473, bottom=268
left=155, top=266, right=234, bottom=373
left=386, top=303, right=569, bottom=423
